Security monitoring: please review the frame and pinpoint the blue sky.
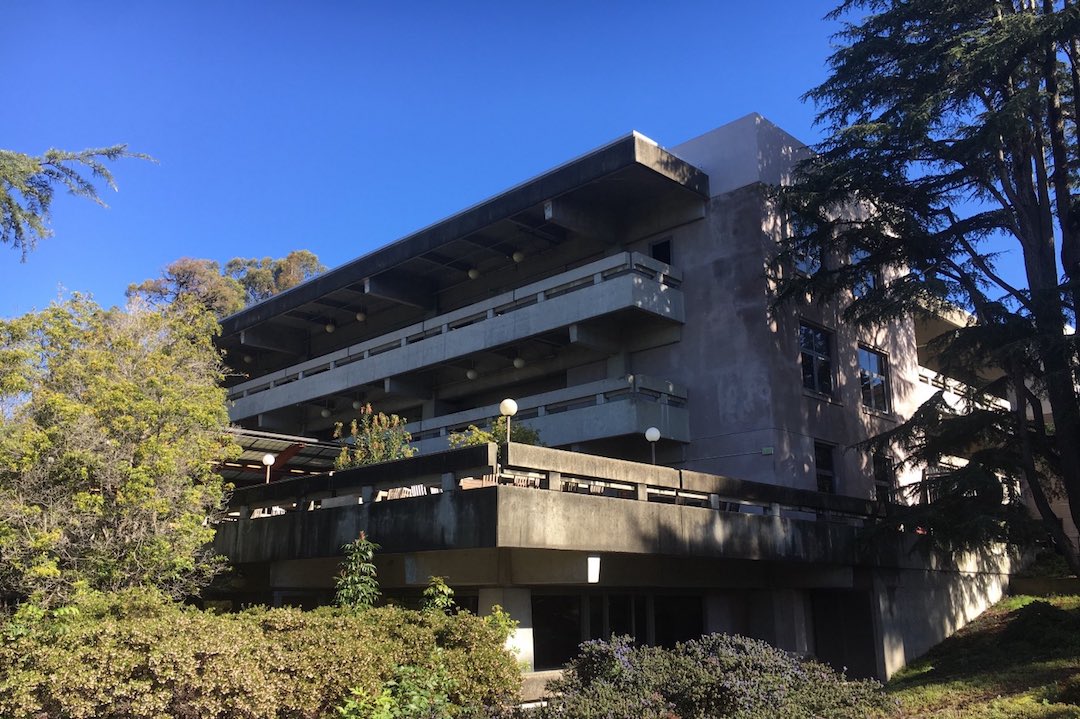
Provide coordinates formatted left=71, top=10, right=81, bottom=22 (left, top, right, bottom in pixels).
left=0, top=1, right=1027, bottom=317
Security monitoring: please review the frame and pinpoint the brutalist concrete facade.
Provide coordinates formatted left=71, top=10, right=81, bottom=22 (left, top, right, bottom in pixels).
left=213, top=114, right=1012, bottom=680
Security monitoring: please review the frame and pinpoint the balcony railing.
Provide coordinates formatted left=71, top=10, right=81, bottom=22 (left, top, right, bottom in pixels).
left=406, top=374, right=688, bottom=448
left=227, top=252, right=682, bottom=419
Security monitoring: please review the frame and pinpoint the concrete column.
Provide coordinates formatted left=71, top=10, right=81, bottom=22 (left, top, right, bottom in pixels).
left=441, top=472, right=457, bottom=492
left=704, top=591, right=745, bottom=635
left=770, top=589, right=814, bottom=655
left=479, top=587, right=534, bottom=671
left=361, top=486, right=373, bottom=504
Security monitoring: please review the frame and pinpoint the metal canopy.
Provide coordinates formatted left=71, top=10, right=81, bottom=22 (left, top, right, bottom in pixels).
left=219, top=427, right=341, bottom=486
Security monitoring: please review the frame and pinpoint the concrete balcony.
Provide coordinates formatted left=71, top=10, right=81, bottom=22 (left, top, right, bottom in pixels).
left=407, top=375, right=689, bottom=451
left=914, top=366, right=1010, bottom=412
left=227, top=252, right=682, bottom=422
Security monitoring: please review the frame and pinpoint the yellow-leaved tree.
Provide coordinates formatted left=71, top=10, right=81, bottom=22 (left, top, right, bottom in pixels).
left=0, top=295, right=238, bottom=606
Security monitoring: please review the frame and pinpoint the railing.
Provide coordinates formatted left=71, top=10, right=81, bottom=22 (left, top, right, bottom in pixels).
left=227, top=252, right=680, bottom=402
left=224, top=442, right=877, bottom=525
left=916, top=366, right=1010, bottom=412
left=406, top=375, right=687, bottom=442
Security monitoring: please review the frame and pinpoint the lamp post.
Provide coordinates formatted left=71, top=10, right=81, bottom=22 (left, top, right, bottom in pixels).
left=499, top=398, right=518, bottom=444
left=262, top=453, right=276, bottom=484
left=644, top=426, right=660, bottom=465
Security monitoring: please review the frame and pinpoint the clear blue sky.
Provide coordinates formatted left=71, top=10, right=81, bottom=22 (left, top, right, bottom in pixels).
left=0, top=1, right=1026, bottom=317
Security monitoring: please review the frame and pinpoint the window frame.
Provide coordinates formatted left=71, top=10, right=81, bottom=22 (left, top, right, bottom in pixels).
left=799, top=322, right=834, bottom=396
left=814, top=441, right=837, bottom=494
left=872, top=450, right=895, bottom=502
left=858, top=345, right=891, bottom=413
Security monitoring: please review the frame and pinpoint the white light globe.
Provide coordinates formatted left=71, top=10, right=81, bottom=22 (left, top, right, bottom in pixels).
left=644, top=427, right=661, bottom=443
left=262, top=453, right=276, bottom=467
left=499, top=398, right=518, bottom=417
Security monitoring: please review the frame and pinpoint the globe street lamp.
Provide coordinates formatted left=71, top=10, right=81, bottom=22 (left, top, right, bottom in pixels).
left=262, top=453, right=276, bottom=484
left=499, top=398, right=518, bottom=445
left=644, top=426, right=660, bottom=465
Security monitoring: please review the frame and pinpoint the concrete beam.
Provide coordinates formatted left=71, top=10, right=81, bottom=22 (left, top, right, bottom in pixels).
left=363, top=272, right=434, bottom=310
left=240, top=325, right=306, bottom=354
left=569, top=323, right=621, bottom=354
left=384, top=376, right=432, bottom=400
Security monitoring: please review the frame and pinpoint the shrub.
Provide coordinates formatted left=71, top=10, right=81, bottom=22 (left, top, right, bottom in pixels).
left=539, top=634, right=896, bottom=719
left=335, top=532, right=381, bottom=611
left=0, top=588, right=519, bottom=719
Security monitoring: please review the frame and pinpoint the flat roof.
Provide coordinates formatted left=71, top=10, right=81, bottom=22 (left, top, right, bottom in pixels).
left=219, top=132, right=708, bottom=337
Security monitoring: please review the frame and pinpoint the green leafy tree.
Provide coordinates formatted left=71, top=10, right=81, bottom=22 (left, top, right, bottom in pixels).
left=776, top=0, right=1080, bottom=569
left=335, top=532, right=381, bottom=611
left=127, top=257, right=247, bottom=318
left=333, top=403, right=416, bottom=469
left=0, top=296, right=238, bottom=606
left=224, top=250, right=325, bottom=304
left=421, top=576, right=456, bottom=614
left=0, top=145, right=150, bottom=259
left=129, top=250, right=324, bottom=318
left=446, top=415, right=541, bottom=448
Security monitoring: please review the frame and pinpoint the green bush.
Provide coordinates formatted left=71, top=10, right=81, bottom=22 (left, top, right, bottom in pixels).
left=538, top=634, right=896, bottom=719
left=0, top=588, right=519, bottom=719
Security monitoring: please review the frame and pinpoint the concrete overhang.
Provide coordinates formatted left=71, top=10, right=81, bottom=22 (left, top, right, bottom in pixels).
left=217, top=133, right=708, bottom=341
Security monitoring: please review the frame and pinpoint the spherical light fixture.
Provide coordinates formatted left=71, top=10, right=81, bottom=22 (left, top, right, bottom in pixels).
left=644, top=426, right=661, bottom=465
left=324, top=322, right=336, bottom=334
left=261, top=453, right=276, bottom=484
left=512, top=251, right=525, bottom=263
left=467, top=268, right=481, bottom=280
left=242, top=354, right=254, bottom=364
left=320, top=407, right=332, bottom=418
left=499, top=398, right=518, bottom=446
left=355, top=310, right=367, bottom=322
left=512, top=357, right=526, bottom=369
left=465, top=368, right=479, bottom=381
left=351, top=399, right=363, bottom=411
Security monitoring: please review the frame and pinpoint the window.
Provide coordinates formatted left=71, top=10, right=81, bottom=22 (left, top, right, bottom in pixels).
left=815, top=442, right=837, bottom=494
left=858, top=347, right=890, bottom=412
left=872, top=450, right=895, bottom=502
left=800, top=323, right=833, bottom=395
left=650, top=238, right=672, bottom=265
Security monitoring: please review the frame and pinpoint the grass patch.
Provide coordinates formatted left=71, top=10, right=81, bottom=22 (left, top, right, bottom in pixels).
left=887, top=595, right=1080, bottom=718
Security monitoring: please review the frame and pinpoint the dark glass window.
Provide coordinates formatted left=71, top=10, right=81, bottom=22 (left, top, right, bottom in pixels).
left=815, top=442, right=836, bottom=494
left=532, top=595, right=582, bottom=670
left=800, top=323, right=833, bottom=395
left=872, top=451, right=895, bottom=502
left=858, top=347, right=890, bottom=412
left=653, top=596, right=703, bottom=648
left=650, top=238, right=672, bottom=265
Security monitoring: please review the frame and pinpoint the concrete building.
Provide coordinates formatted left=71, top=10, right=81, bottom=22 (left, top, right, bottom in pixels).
left=213, top=114, right=1017, bottom=680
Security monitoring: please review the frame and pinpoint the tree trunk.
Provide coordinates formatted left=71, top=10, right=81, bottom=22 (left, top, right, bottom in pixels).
left=1015, top=365, right=1080, bottom=573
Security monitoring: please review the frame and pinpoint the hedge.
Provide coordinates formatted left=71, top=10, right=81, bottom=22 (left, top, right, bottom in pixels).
left=0, top=588, right=520, bottom=719
left=537, top=634, right=897, bottom=719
